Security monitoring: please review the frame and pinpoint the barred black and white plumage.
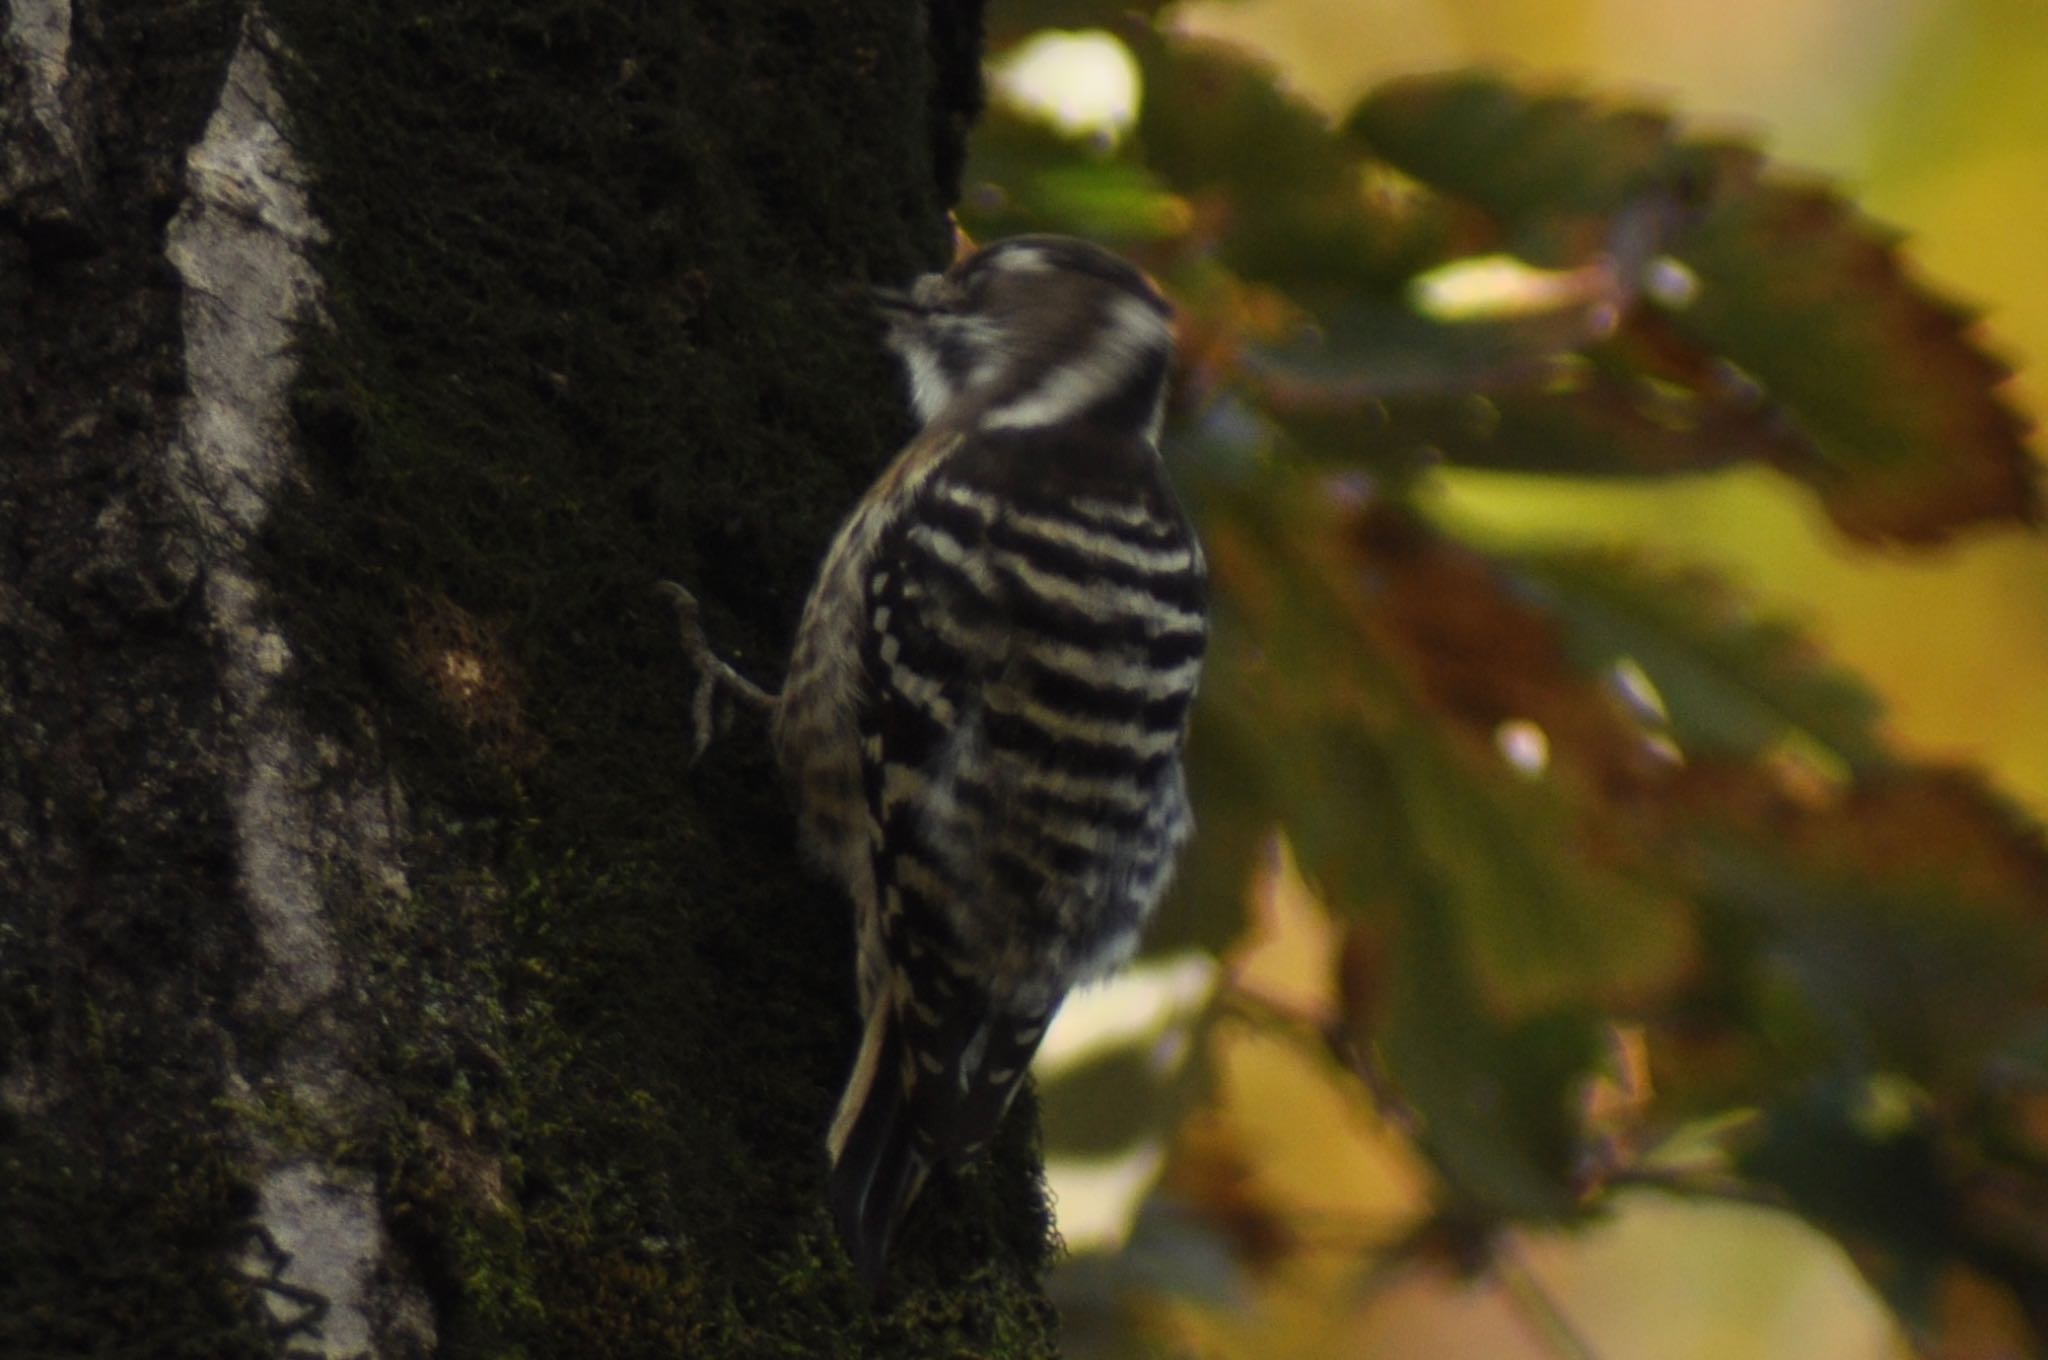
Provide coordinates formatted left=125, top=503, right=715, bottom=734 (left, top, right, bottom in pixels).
left=665, top=235, right=1206, bottom=1293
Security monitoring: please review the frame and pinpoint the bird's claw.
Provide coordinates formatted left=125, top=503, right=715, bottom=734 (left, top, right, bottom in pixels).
left=656, top=579, right=776, bottom=763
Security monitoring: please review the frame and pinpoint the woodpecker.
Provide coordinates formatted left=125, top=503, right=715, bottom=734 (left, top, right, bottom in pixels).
left=663, top=234, right=1207, bottom=1292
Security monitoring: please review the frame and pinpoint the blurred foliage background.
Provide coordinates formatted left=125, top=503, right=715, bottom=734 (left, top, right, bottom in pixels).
left=969, top=1, right=2048, bottom=1356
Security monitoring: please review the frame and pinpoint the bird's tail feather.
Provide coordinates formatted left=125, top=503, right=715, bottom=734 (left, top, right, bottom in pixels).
left=827, top=1003, right=929, bottom=1296
left=827, top=984, right=1059, bottom=1294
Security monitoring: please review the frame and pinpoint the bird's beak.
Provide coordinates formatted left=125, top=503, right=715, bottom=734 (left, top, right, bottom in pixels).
left=870, top=284, right=920, bottom=314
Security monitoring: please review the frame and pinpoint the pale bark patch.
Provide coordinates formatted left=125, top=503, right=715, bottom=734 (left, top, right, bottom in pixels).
left=3, top=0, right=78, bottom=164
left=166, top=25, right=430, bottom=1357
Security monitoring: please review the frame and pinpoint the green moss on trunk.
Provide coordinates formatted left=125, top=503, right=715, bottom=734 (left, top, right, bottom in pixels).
left=261, top=0, right=1057, bottom=1351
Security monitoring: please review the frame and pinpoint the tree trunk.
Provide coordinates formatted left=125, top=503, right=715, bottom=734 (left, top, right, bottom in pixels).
left=2, top=1, right=1057, bottom=1354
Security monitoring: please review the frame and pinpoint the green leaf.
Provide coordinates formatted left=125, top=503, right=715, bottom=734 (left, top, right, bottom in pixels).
left=1132, top=35, right=1440, bottom=299
left=1345, top=72, right=1700, bottom=263
left=1192, top=493, right=1417, bottom=931
left=1245, top=300, right=1580, bottom=405
left=962, top=111, right=1186, bottom=243
left=1245, top=276, right=1824, bottom=484
left=1737, top=1077, right=1953, bottom=1324
left=1512, top=549, right=1885, bottom=770
left=1346, top=71, right=2040, bottom=542
left=1385, top=722, right=1692, bottom=1018
left=1375, top=880, right=1604, bottom=1220
left=1669, top=166, right=2039, bottom=543
left=1136, top=36, right=1355, bottom=204
left=1204, top=489, right=1694, bottom=1019
left=1409, top=329, right=1816, bottom=477
left=1698, top=835, right=2045, bottom=1088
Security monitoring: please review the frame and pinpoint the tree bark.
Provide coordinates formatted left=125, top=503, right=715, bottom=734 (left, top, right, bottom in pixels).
left=3, top=1, right=1056, bottom=1354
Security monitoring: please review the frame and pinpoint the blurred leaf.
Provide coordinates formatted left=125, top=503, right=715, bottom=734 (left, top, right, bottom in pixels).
left=1348, top=71, right=2041, bottom=542
left=1346, top=72, right=1699, bottom=262
left=1753, top=768, right=2048, bottom=918
left=1513, top=549, right=1885, bottom=769
left=1739, top=1076, right=1954, bottom=1318
left=1737, top=1074, right=2048, bottom=1342
left=1701, top=840, right=2041, bottom=1085
left=1132, top=35, right=1442, bottom=300
left=1202, top=487, right=1693, bottom=1216
left=1254, top=716, right=1410, bottom=938
left=1672, top=163, right=2040, bottom=543
left=1216, top=489, right=1695, bottom=1014
left=1245, top=301, right=1579, bottom=408
left=1374, top=882, right=1603, bottom=1221
left=1643, top=765, right=2048, bottom=1106
left=1135, top=36, right=1351, bottom=204
left=1391, top=325, right=1816, bottom=478
left=968, top=27, right=2048, bottom=1349
left=1333, top=505, right=1652, bottom=775
left=1023, top=161, right=1185, bottom=238
left=1675, top=767, right=2048, bottom=927
left=1247, top=267, right=1826, bottom=485
left=1386, top=725, right=1691, bottom=1018
left=1121, top=1198, right=1257, bottom=1309
left=963, top=110, right=1186, bottom=242
left=1197, top=497, right=1414, bottom=928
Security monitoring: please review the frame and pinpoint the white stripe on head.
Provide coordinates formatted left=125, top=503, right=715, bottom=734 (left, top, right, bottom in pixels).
left=982, top=293, right=1169, bottom=433
left=988, top=244, right=1055, bottom=275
